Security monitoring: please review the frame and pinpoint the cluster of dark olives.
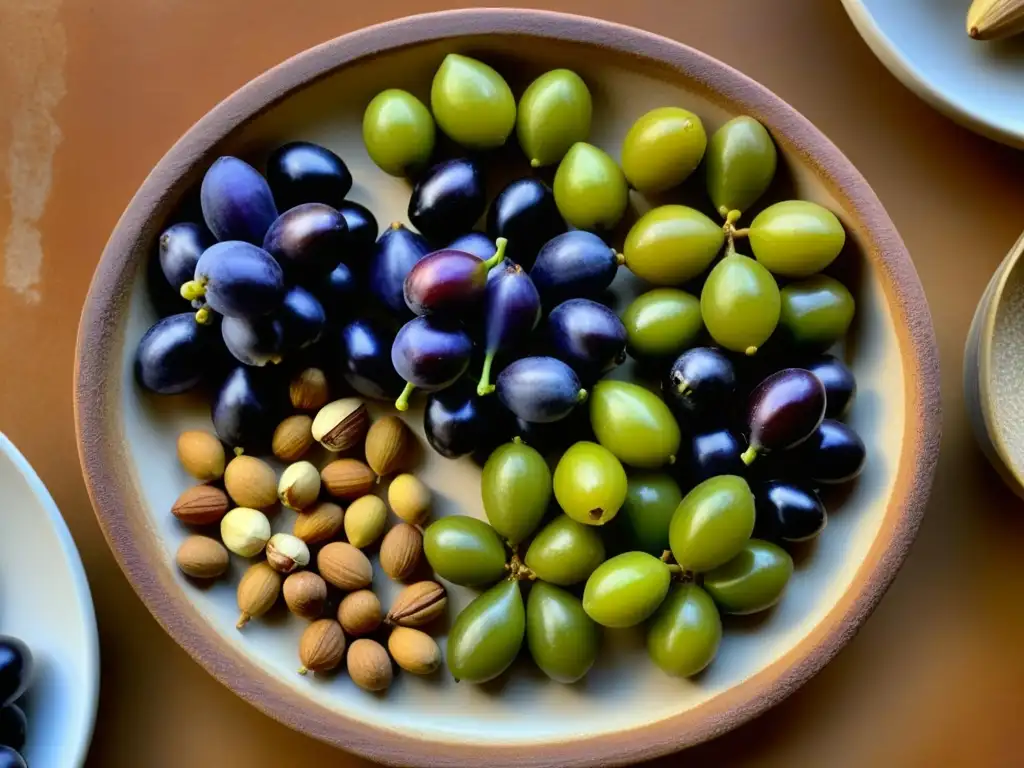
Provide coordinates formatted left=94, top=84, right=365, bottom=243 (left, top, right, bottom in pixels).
left=0, top=637, right=32, bottom=767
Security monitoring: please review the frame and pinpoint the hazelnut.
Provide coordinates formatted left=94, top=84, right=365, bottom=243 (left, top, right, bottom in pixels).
left=220, top=507, right=271, bottom=557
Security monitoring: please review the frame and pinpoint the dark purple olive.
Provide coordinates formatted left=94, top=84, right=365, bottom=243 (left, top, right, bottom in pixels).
left=487, top=178, right=566, bottom=269
left=200, top=156, right=278, bottom=244
left=684, top=429, right=745, bottom=483
left=278, top=285, right=326, bottom=352
left=338, top=319, right=404, bottom=400
left=448, top=232, right=497, bottom=261
left=803, top=355, right=857, bottom=419
left=496, top=356, right=586, bottom=424
left=530, top=230, right=623, bottom=307
left=547, top=298, right=626, bottom=381
left=135, top=313, right=217, bottom=394
left=0, top=638, right=31, bottom=708
left=338, top=201, right=379, bottom=264
left=0, top=746, right=25, bottom=768
left=262, top=203, right=347, bottom=277
left=0, top=704, right=26, bottom=752
left=408, top=158, right=486, bottom=243
left=788, top=419, right=866, bottom=485
left=189, top=241, right=285, bottom=319
left=404, top=241, right=506, bottom=316
left=159, top=221, right=212, bottom=289
left=510, top=404, right=594, bottom=455
left=392, top=317, right=473, bottom=411
left=755, top=481, right=827, bottom=542
left=477, top=262, right=542, bottom=395
left=221, top=315, right=284, bottom=367
left=267, top=141, right=352, bottom=210
left=743, top=368, right=826, bottom=464
left=424, top=383, right=504, bottom=459
left=665, top=347, right=737, bottom=428
left=313, top=261, right=357, bottom=319
left=368, top=223, right=432, bottom=316
left=211, top=365, right=284, bottom=450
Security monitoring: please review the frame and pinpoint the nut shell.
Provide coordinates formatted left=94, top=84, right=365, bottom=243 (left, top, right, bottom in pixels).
left=321, top=459, right=376, bottom=500
left=292, top=501, right=344, bottom=545
left=312, top=398, right=369, bottom=452
left=283, top=571, right=328, bottom=620
left=290, top=367, right=330, bottom=411
left=364, top=415, right=412, bottom=477
left=298, top=619, right=346, bottom=675
left=317, top=542, right=373, bottom=591
left=379, top=523, right=423, bottom=581
left=171, top=484, right=230, bottom=526
left=347, top=638, right=393, bottom=692
left=176, top=430, right=226, bottom=481
left=387, top=474, right=431, bottom=525
left=224, top=455, right=278, bottom=509
left=386, top=581, right=447, bottom=628
left=175, top=535, right=230, bottom=579
left=278, top=461, right=322, bottom=510
left=236, top=561, right=282, bottom=629
left=272, top=415, right=315, bottom=462
left=344, top=495, right=388, bottom=548
left=388, top=627, right=441, bottom=675
left=338, top=590, right=382, bottom=636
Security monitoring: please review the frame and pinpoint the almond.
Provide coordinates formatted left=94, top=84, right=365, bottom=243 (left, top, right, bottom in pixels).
left=387, top=473, right=431, bottom=525
left=292, top=501, right=344, bottom=545
left=236, top=561, right=281, bottom=629
left=347, top=638, right=392, bottom=692
left=224, top=455, right=278, bottom=509
left=379, top=523, right=423, bottom=582
left=337, top=590, right=382, bottom=636
left=176, top=430, right=226, bottom=481
left=175, top=535, right=229, bottom=579
left=364, top=415, right=412, bottom=477
left=290, top=367, right=330, bottom=411
left=388, top=627, right=441, bottom=675
left=298, top=619, right=346, bottom=675
left=343, top=495, right=388, bottom=548
left=320, top=459, right=376, bottom=500
left=272, top=414, right=314, bottom=462
left=171, top=485, right=230, bottom=526
left=386, top=581, right=447, bottom=628
left=317, top=542, right=373, bottom=591
left=283, top=571, right=328, bottom=620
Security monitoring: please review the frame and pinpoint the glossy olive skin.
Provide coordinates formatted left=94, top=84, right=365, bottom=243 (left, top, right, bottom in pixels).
left=200, top=156, right=279, bottom=244
left=647, top=584, right=722, bottom=677
left=392, top=316, right=472, bottom=391
left=262, top=202, right=347, bottom=277
left=487, top=178, right=566, bottom=268
left=0, top=637, right=32, bottom=707
left=664, top=347, right=737, bottom=428
left=701, top=253, right=780, bottom=356
left=479, top=264, right=542, bottom=393
left=553, top=441, right=628, bottom=526
left=337, top=319, right=404, bottom=400
left=582, top=551, right=671, bottom=628
left=683, top=430, right=746, bottom=483
left=530, top=230, right=621, bottom=307
left=622, top=107, right=707, bottom=195
left=803, top=354, right=857, bottom=418
left=447, top=580, right=524, bottom=683
left=313, top=261, right=358, bottom=319
left=525, top=514, right=606, bottom=586
left=703, top=539, right=793, bottom=614
left=368, top=223, right=432, bottom=316
left=221, top=315, right=284, bottom=367
left=749, top=200, right=846, bottom=278
left=211, top=365, right=284, bottom=451
left=548, top=299, right=627, bottom=381
left=788, top=419, right=866, bottom=484
left=362, top=89, right=435, bottom=176
left=267, top=141, right=352, bottom=210
left=159, top=221, right=212, bottom=290
left=624, top=206, right=724, bottom=287
left=755, top=481, right=827, bottom=542
left=194, top=241, right=286, bottom=319
left=448, top=232, right=497, bottom=261
left=744, top=368, right=826, bottom=462
left=0, top=704, right=26, bottom=752
left=496, top=357, right=585, bottom=424
left=424, top=384, right=503, bottom=459
left=670, top=475, right=756, bottom=572
left=590, top=380, right=681, bottom=469
left=404, top=247, right=500, bottom=317
left=623, top=289, right=703, bottom=362
left=338, top=201, right=379, bottom=264
left=516, top=69, right=592, bottom=168
left=553, top=142, right=628, bottom=232
left=0, top=746, right=25, bottom=768
left=705, top=116, right=777, bottom=217
left=482, top=440, right=552, bottom=546
left=408, top=158, right=487, bottom=244
left=135, top=313, right=217, bottom=394
left=431, top=54, right=516, bottom=150
left=527, top=583, right=600, bottom=683
left=423, top=516, right=507, bottom=587
left=278, top=285, right=325, bottom=352
left=779, top=276, right=855, bottom=352
left=612, top=473, right=683, bottom=555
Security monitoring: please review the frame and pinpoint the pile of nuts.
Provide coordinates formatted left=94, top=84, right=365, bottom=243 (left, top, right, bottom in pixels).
left=171, top=367, right=447, bottom=692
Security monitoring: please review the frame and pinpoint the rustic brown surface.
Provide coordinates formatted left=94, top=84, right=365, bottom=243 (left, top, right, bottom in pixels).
left=1, top=0, right=1021, bottom=766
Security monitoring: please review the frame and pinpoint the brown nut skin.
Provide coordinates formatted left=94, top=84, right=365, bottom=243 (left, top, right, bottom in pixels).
left=347, top=638, right=393, bottom=692
left=283, top=571, right=328, bottom=620
left=236, top=562, right=282, bottom=629
left=338, top=590, right=382, bottom=636
left=272, top=415, right=315, bottom=462
left=379, top=523, right=423, bottom=582
left=224, top=455, right=278, bottom=509
left=177, top=430, right=226, bottom=481
left=386, top=581, right=447, bottom=628
left=364, top=415, right=413, bottom=477
left=312, top=398, right=369, bottom=452
left=171, top=485, right=230, bottom=526
left=298, top=619, right=346, bottom=675
left=175, top=535, right=230, bottom=579
left=290, top=367, right=330, bottom=411
left=292, top=501, right=344, bottom=545
left=320, top=459, right=376, bottom=500
left=317, top=542, right=373, bottom=591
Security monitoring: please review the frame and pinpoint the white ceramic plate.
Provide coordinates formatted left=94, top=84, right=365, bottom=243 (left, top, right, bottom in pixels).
left=0, top=435, right=99, bottom=767
left=842, top=0, right=1024, bottom=147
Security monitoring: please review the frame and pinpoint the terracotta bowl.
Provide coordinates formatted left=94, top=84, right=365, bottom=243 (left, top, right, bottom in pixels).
left=75, top=9, right=941, bottom=767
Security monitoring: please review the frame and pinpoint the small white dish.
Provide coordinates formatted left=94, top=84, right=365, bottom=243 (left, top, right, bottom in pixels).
left=0, top=434, right=99, bottom=767
left=842, top=0, right=1024, bottom=147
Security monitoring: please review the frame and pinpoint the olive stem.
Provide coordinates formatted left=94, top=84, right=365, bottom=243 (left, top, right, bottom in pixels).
left=180, top=278, right=206, bottom=301
left=477, top=351, right=497, bottom=396
left=660, top=550, right=673, bottom=563
left=194, top=306, right=212, bottom=325
left=732, top=227, right=750, bottom=238
left=395, top=382, right=416, bottom=412
left=512, top=436, right=524, bottom=446
left=530, top=158, right=542, bottom=168
left=482, top=238, right=508, bottom=272
left=666, top=564, right=683, bottom=575
left=740, top=445, right=759, bottom=465
left=744, top=345, right=758, bottom=357
left=614, top=251, right=626, bottom=266
left=576, top=388, right=589, bottom=404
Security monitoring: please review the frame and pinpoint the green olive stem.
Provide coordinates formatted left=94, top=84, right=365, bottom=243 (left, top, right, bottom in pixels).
left=477, top=351, right=497, bottom=396
left=732, top=227, right=750, bottom=238
left=744, top=345, right=758, bottom=357
left=576, top=388, right=589, bottom=404
left=482, top=238, right=508, bottom=272
left=530, top=158, right=542, bottom=168
left=660, top=550, right=673, bottom=563
left=194, top=305, right=213, bottom=325
left=666, top=564, right=683, bottom=575
left=233, top=446, right=245, bottom=457
left=512, top=436, right=524, bottom=446
left=614, top=251, right=626, bottom=266
left=740, top=445, right=759, bottom=465
left=395, top=382, right=416, bottom=412
left=180, top=278, right=207, bottom=301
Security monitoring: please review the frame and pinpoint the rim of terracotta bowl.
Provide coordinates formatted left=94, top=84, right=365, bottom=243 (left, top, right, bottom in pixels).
left=74, top=9, right=941, bottom=767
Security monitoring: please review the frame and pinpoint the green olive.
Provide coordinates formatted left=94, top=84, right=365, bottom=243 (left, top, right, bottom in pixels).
left=447, top=579, right=525, bottom=683
left=706, top=116, right=777, bottom=217
left=589, top=380, right=680, bottom=468
left=582, top=551, right=671, bottom=628
left=482, top=440, right=552, bottom=546
left=749, top=200, right=846, bottom=278
left=621, top=107, right=707, bottom=195
left=611, top=472, right=683, bottom=556
left=524, top=514, right=606, bottom=586
left=553, top=441, right=628, bottom=526
left=362, top=89, right=436, bottom=177
left=647, top=584, right=722, bottom=677
left=526, top=582, right=600, bottom=683
left=703, top=539, right=793, bottom=614
left=669, top=475, right=755, bottom=572
left=623, top=205, right=725, bottom=285
left=430, top=53, right=516, bottom=149
left=423, top=516, right=507, bottom=587
left=516, top=69, right=592, bottom=168
left=622, top=288, right=703, bottom=361
left=553, top=142, right=629, bottom=232
left=779, top=275, right=855, bottom=351
left=700, top=253, right=780, bottom=356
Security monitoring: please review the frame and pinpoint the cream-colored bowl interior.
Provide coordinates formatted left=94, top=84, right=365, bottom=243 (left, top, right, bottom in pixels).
left=116, top=36, right=903, bottom=745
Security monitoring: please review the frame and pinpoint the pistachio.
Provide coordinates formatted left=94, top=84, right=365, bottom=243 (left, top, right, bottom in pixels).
left=379, top=523, right=423, bottom=582
left=320, top=459, right=376, bottom=500
left=292, top=501, right=344, bottom=545
left=236, top=561, right=281, bottom=629
left=283, top=571, right=328, bottom=620
left=347, top=638, right=393, bottom=692
left=272, top=414, right=315, bottom=462
left=176, top=430, right=226, bottom=482
left=265, top=533, right=311, bottom=574
left=278, top=461, right=321, bottom=510
left=317, top=542, right=373, bottom=591
left=312, top=398, right=369, bottom=452
left=343, top=495, right=388, bottom=549
left=175, top=535, right=230, bottom=579
left=224, top=455, right=278, bottom=509
left=364, top=415, right=412, bottom=477
left=337, top=589, right=382, bottom=636
left=387, top=474, right=431, bottom=526
left=171, top=484, right=230, bottom=526
left=386, top=581, right=447, bottom=628
left=298, top=619, right=346, bottom=675
left=388, top=627, right=442, bottom=675
left=220, top=507, right=272, bottom=557
left=290, top=367, right=330, bottom=411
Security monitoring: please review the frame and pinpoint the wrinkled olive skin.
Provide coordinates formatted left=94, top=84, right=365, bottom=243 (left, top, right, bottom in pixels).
left=447, top=580, right=525, bottom=683
left=622, top=107, right=707, bottom=195
left=611, top=473, right=683, bottom=555
left=622, top=289, right=703, bottom=362
left=669, top=475, right=756, bottom=572
left=582, top=551, right=670, bottom=628
left=749, top=200, right=846, bottom=278
left=553, top=142, right=629, bottom=232
left=482, top=440, right=552, bottom=546
left=527, top=583, right=600, bottom=683
left=516, top=69, right=592, bottom=168
left=623, top=206, right=724, bottom=286
left=703, top=539, right=793, bottom=614
left=779, top=276, right=855, bottom=352
left=705, top=116, right=777, bottom=217
left=590, top=380, right=681, bottom=469
left=525, top=514, right=606, bottom=586
left=647, top=584, right=722, bottom=677
left=423, top=516, right=507, bottom=587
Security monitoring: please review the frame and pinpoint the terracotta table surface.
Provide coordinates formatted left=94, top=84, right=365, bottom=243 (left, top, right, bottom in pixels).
left=1, top=0, right=1023, bottom=765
